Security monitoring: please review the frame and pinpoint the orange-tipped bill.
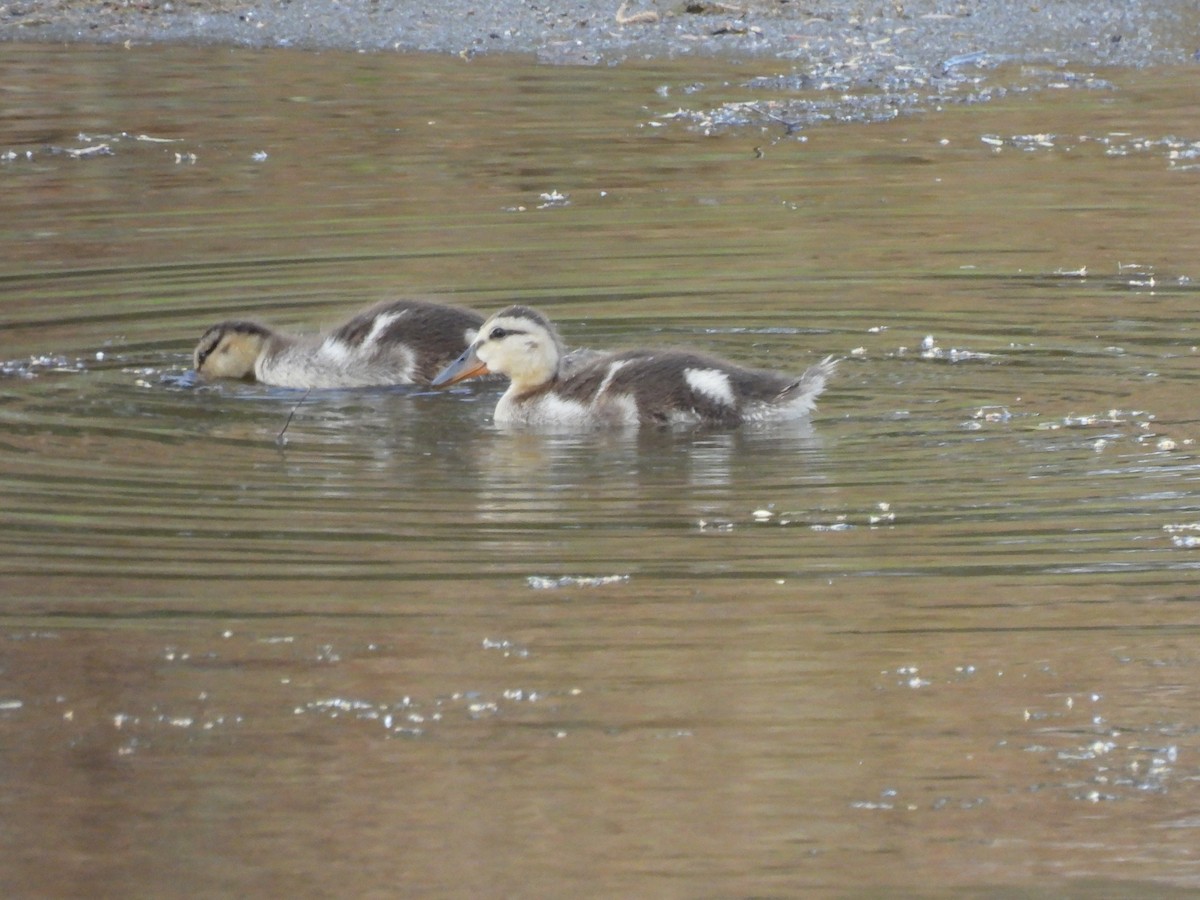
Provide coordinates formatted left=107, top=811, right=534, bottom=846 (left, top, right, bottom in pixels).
left=431, top=346, right=490, bottom=387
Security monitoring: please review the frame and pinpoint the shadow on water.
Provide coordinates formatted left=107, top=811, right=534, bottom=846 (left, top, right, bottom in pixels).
left=2, top=43, right=1200, bottom=896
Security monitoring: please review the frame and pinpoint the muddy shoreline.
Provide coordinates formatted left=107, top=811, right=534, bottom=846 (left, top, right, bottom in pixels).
left=3, top=1, right=1198, bottom=75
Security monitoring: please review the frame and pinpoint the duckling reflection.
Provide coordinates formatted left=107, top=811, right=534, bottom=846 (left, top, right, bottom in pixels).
left=193, top=298, right=485, bottom=389
left=460, top=422, right=828, bottom=542
left=432, top=305, right=836, bottom=429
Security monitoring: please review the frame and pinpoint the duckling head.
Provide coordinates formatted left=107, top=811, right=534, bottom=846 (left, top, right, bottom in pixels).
left=431, top=306, right=564, bottom=391
left=193, top=321, right=274, bottom=381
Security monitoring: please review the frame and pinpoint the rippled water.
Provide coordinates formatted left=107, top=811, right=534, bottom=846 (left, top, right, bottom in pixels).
left=2, top=43, right=1200, bottom=895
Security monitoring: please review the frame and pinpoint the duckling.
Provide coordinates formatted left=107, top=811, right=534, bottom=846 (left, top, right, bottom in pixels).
left=431, top=305, right=836, bottom=428
left=193, top=298, right=486, bottom=388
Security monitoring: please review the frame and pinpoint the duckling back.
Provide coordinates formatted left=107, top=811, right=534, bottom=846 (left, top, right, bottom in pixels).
left=325, top=299, right=484, bottom=385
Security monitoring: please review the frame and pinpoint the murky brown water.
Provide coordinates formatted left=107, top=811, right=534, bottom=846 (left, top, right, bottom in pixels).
left=2, top=43, right=1200, bottom=895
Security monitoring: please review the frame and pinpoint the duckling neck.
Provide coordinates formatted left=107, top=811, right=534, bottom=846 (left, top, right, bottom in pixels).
left=254, top=332, right=317, bottom=383
left=507, top=371, right=556, bottom=400
left=259, top=331, right=303, bottom=360
left=499, top=347, right=562, bottom=395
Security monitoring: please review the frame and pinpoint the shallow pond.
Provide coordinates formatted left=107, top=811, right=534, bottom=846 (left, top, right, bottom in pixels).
left=2, top=43, right=1200, bottom=895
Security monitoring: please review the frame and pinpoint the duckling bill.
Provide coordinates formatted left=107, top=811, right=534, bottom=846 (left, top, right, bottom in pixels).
left=432, top=305, right=836, bottom=428
left=193, top=298, right=485, bottom=389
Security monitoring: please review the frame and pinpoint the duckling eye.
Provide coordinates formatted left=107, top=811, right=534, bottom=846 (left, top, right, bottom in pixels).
left=489, top=326, right=510, bottom=340
left=196, top=342, right=217, bottom=366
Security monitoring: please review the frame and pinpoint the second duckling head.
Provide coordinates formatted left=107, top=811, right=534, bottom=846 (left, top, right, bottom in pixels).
left=432, top=305, right=566, bottom=388
left=194, top=321, right=274, bottom=381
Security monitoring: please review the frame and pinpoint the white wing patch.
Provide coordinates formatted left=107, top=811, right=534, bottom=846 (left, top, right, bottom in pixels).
left=318, top=336, right=352, bottom=365
left=362, top=310, right=404, bottom=347
left=684, top=368, right=735, bottom=406
left=596, top=359, right=631, bottom=396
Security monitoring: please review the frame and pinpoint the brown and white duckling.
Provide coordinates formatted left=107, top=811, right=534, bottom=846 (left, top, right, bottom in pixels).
left=431, top=305, right=836, bottom=428
left=193, top=298, right=485, bottom=388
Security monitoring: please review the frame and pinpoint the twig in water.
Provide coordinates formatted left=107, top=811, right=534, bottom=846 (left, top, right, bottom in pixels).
left=277, top=388, right=311, bottom=446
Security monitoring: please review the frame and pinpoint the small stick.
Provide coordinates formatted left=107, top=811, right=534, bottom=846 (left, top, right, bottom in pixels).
left=277, top=388, right=311, bottom=446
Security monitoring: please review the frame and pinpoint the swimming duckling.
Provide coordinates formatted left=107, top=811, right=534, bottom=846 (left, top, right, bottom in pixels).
left=193, top=298, right=486, bottom=388
left=431, top=305, right=836, bottom=428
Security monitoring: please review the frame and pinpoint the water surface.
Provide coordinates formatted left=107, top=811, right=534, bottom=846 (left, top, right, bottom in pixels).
left=2, top=43, right=1200, bottom=896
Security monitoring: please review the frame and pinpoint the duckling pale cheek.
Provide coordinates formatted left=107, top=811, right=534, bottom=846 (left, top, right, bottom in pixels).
left=431, top=347, right=490, bottom=387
